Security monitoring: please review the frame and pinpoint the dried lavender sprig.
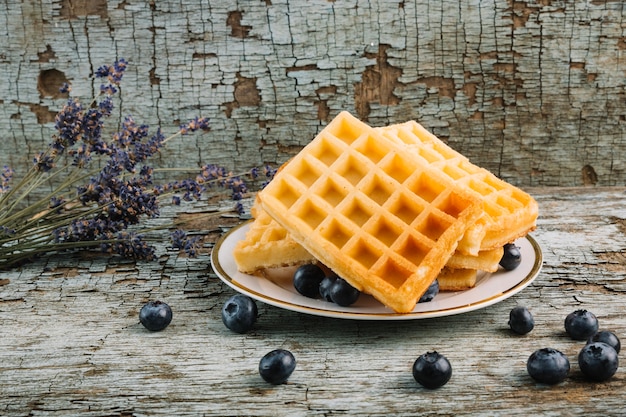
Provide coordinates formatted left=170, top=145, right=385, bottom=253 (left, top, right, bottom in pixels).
left=0, top=58, right=275, bottom=268
left=0, top=59, right=124, bottom=214
left=0, top=166, right=13, bottom=192
left=170, top=229, right=202, bottom=257
left=153, top=165, right=259, bottom=204
left=0, top=231, right=155, bottom=266
left=0, top=162, right=84, bottom=225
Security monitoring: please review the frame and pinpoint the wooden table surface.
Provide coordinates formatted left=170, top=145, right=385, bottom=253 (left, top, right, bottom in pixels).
left=1, top=187, right=624, bottom=416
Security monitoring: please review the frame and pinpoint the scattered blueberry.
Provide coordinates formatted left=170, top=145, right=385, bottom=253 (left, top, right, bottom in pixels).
left=500, top=243, right=522, bottom=271
left=221, top=294, right=258, bottom=334
left=526, top=348, right=570, bottom=385
left=412, top=351, right=453, bottom=389
left=293, top=264, right=326, bottom=298
left=259, top=349, right=296, bottom=385
left=329, top=277, right=360, bottom=307
left=139, top=300, right=173, bottom=331
left=564, top=309, right=599, bottom=340
left=588, top=331, right=621, bottom=354
left=319, top=275, right=337, bottom=302
left=578, top=342, right=619, bottom=382
left=418, top=280, right=439, bottom=303
left=508, top=306, right=534, bottom=335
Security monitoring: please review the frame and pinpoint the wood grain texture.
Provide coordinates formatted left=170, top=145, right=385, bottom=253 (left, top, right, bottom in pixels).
left=1, top=187, right=625, bottom=416
left=0, top=0, right=625, bottom=190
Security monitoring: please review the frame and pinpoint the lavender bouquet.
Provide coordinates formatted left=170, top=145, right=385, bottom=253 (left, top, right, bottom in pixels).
left=0, top=59, right=269, bottom=269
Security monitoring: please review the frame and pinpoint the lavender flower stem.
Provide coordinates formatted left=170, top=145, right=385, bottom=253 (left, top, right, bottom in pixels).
left=0, top=162, right=73, bottom=218
left=0, top=165, right=89, bottom=226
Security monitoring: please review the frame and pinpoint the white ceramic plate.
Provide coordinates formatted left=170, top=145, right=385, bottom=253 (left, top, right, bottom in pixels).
left=211, top=222, right=542, bottom=320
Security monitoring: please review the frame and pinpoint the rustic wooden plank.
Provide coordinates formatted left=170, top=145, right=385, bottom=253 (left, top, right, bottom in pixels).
left=1, top=1, right=626, bottom=191
left=0, top=187, right=625, bottom=416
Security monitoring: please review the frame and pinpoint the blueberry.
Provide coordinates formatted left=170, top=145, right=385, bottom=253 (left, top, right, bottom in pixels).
left=329, top=277, right=360, bottom=307
left=259, top=349, right=296, bottom=385
left=500, top=243, right=522, bottom=271
left=578, top=342, right=619, bottom=382
left=412, top=351, right=452, bottom=389
left=588, top=331, right=621, bottom=354
left=319, top=275, right=337, bottom=302
left=418, top=280, right=439, bottom=303
left=508, top=306, right=534, bottom=335
left=221, top=294, right=258, bottom=334
left=139, top=300, right=173, bottom=331
left=526, top=348, right=570, bottom=384
left=293, top=264, right=325, bottom=298
left=564, top=309, right=599, bottom=340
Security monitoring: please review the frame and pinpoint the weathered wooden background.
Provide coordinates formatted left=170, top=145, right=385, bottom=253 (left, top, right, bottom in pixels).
left=1, top=0, right=625, bottom=188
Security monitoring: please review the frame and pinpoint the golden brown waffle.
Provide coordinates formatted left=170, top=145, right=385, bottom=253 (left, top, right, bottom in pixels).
left=437, top=268, right=478, bottom=291
left=258, top=111, right=484, bottom=313
left=234, top=200, right=502, bottom=274
left=378, top=121, right=538, bottom=255
left=233, top=198, right=316, bottom=274
left=446, top=247, right=502, bottom=272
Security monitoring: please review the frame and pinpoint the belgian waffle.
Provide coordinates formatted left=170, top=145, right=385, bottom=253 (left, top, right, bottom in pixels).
left=437, top=268, right=478, bottom=291
left=378, top=121, right=538, bottom=255
left=233, top=200, right=502, bottom=274
left=446, top=246, right=502, bottom=272
left=258, top=111, right=484, bottom=313
left=232, top=199, right=316, bottom=274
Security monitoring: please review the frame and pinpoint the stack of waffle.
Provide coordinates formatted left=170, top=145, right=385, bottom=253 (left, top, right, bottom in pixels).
left=233, top=112, right=538, bottom=313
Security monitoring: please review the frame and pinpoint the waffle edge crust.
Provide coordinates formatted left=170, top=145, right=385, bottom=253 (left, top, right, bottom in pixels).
left=258, top=111, right=485, bottom=313
left=232, top=199, right=317, bottom=274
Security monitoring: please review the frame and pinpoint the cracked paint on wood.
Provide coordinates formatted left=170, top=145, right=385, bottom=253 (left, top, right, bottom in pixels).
left=0, top=0, right=625, bottom=192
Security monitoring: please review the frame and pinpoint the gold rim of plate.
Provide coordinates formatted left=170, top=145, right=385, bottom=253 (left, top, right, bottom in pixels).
left=210, top=221, right=543, bottom=321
